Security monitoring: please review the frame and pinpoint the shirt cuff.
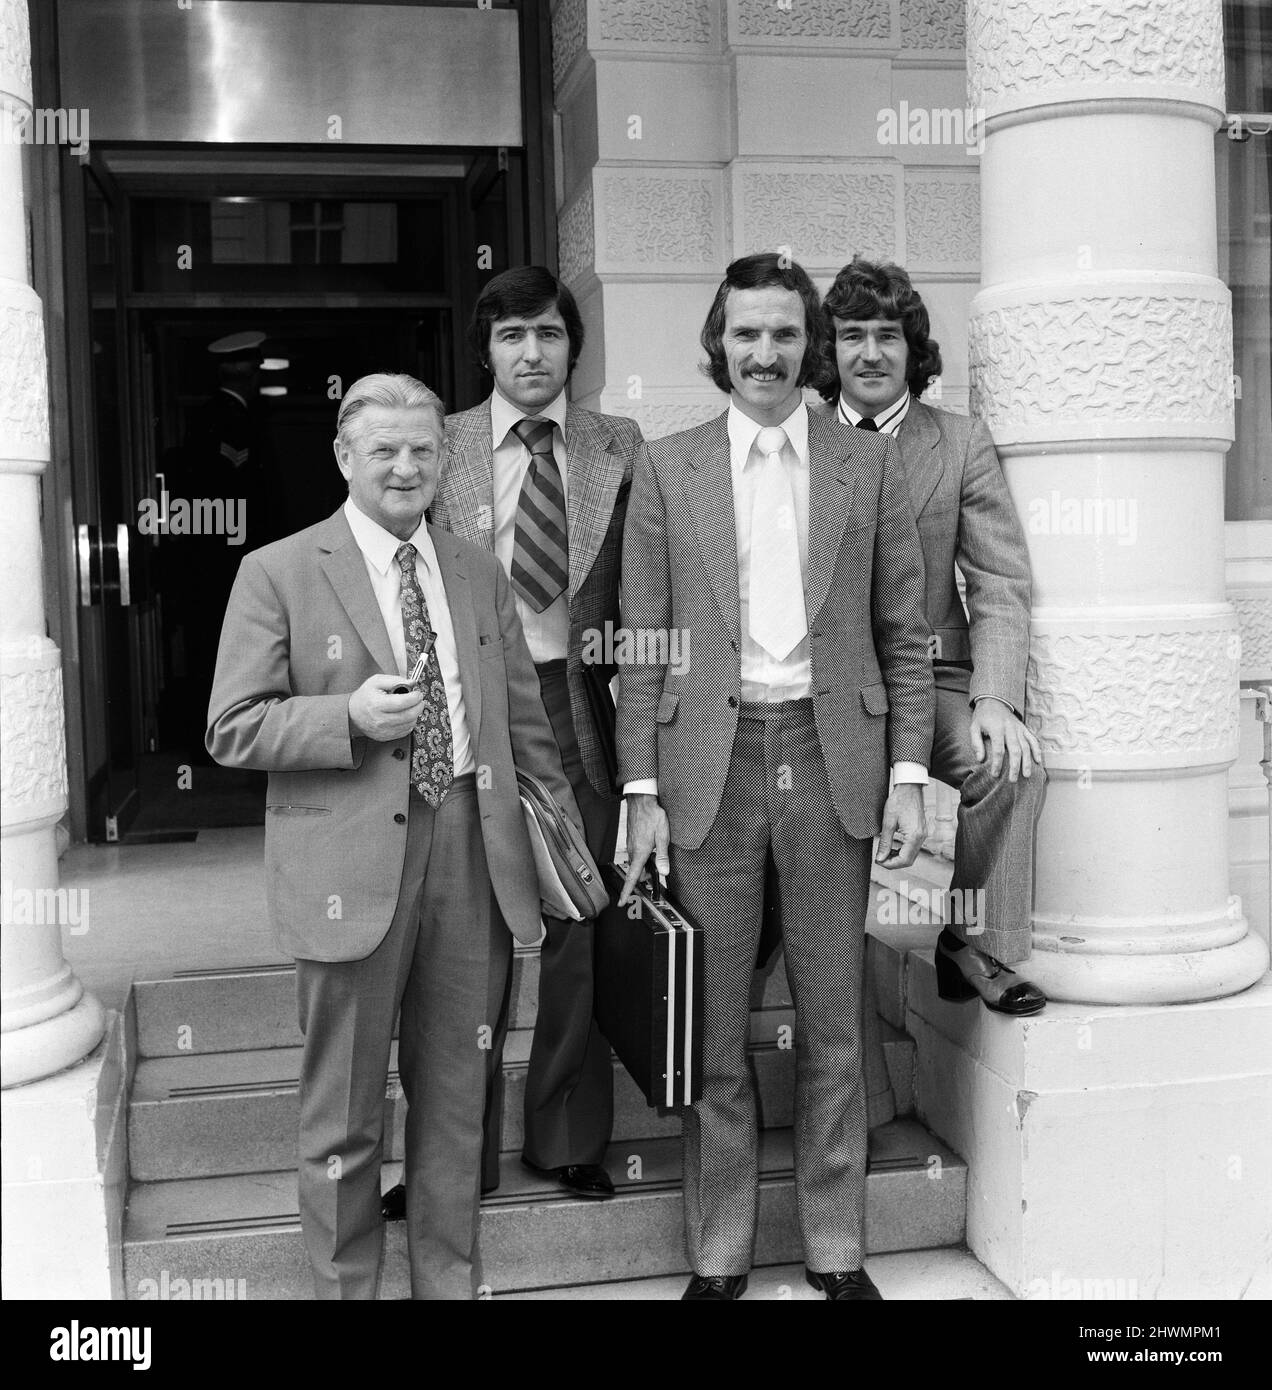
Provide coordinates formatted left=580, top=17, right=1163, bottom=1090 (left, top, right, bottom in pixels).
left=892, top=761, right=929, bottom=786
left=623, top=779, right=659, bottom=797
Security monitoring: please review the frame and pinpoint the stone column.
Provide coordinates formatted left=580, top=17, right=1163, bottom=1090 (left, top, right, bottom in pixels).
left=904, top=0, right=1272, bottom=1300
left=967, top=0, right=1268, bottom=1004
left=0, top=0, right=104, bottom=1087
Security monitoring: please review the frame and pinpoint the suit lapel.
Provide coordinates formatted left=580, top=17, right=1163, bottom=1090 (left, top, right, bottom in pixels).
left=898, top=399, right=944, bottom=517
left=804, top=412, right=861, bottom=626
left=438, top=407, right=496, bottom=551
left=429, top=525, right=482, bottom=746
left=317, top=510, right=398, bottom=674
left=563, top=405, right=624, bottom=600
left=684, top=415, right=741, bottom=641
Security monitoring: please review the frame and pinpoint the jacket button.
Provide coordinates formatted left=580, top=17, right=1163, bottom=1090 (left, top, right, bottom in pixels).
left=727, top=696, right=738, bottom=708
left=393, top=748, right=406, bottom=760
left=393, top=813, right=406, bottom=825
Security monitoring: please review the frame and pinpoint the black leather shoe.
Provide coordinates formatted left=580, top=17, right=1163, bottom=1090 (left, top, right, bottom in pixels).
left=935, top=929, right=1047, bottom=1016
left=806, top=1267, right=883, bottom=1301
left=383, top=1179, right=496, bottom=1220
left=682, top=1273, right=748, bottom=1300
left=520, top=1159, right=614, bottom=1199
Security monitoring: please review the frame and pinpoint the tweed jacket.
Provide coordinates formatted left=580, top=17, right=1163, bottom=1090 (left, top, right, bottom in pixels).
left=616, top=407, right=935, bottom=850
left=433, top=400, right=645, bottom=795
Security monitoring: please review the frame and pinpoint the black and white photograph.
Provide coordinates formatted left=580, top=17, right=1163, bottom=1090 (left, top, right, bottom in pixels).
left=0, top=0, right=1268, bottom=1357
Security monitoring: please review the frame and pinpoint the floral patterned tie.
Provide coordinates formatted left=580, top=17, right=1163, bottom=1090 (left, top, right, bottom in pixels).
left=395, top=543, right=454, bottom=808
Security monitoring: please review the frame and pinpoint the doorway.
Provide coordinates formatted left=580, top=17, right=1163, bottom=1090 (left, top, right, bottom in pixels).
left=62, top=149, right=529, bottom=841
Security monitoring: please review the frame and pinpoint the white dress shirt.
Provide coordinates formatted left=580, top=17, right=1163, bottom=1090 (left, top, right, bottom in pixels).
left=729, top=401, right=813, bottom=702
left=624, top=397, right=926, bottom=793
left=490, top=387, right=571, bottom=665
left=343, top=497, right=475, bottom=777
left=838, top=389, right=911, bottom=436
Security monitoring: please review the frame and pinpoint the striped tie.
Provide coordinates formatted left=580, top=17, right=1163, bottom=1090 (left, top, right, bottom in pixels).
left=511, top=417, right=569, bottom=613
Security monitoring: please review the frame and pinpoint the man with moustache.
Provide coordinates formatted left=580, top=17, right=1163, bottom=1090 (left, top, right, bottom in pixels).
left=821, top=257, right=1046, bottom=1014
left=618, top=253, right=935, bottom=1300
left=428, top=267, right=644, bottom=1199
left=207, top=373, right=582, bottom=1298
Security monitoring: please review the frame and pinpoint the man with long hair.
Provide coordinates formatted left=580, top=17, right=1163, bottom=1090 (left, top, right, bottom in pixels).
left=618, top=253, right=934, bottom=1299
left=821, top=257, right=1046, bottom=1016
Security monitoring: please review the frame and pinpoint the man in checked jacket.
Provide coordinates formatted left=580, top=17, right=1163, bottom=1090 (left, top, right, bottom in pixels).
left=618, top=254, right=934, bottom=1299
left=426, top=266, right=647, bottom=1200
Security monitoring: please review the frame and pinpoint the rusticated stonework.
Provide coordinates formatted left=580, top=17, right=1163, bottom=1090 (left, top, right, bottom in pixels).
left=968, top=0, right=1226, bottom=115
left=599, top=0, right=713, bottom=45
left=605, top=398, right=723, bottom=440
left=551, top=0, right=588, bottom=95
left=901, top=0, right=965, bottom=50
left=732, top=0, right=890, bottom=40
left=557, top=183, right=594, bottom=286
left=1231, top=596, right=1272, bottom=678
left=0, top=302, right=50, bottom=459
left=1027, top=628, right=1240, bottom=758
left=0, top=665, right=68, bottom=818
left=736, top=168, right=896, bottom=264
left=905, top=176, right=980, bottom=268
left=603, top=174, right=715, bottom=266
left=0, top=0, right=32, bottom=98
left=969, top=294, right=1232, bottom=438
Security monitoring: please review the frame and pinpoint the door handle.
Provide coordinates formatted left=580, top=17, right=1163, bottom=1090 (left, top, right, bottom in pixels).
left=77, top=522, right=102, bottom=606
left=117, top=522, right=131, bottom=606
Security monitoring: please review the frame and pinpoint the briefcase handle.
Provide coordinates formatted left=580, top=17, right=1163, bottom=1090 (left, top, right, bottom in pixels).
left=635, top=854, right=667, bottom=905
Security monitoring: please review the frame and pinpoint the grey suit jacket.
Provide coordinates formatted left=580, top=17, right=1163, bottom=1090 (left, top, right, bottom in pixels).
left=206, top=507, right=581, bottom=957
left=432, top=400, right=646, bottom=796
left=896, top=399, right=1032, bottom=714
left=616, top=408, right=934, bottom=850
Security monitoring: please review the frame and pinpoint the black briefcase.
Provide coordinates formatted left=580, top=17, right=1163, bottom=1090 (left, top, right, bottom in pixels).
left=594, top=864, right=703, bottom=1109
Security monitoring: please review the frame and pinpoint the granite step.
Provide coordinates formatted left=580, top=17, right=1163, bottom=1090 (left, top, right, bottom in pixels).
left=123, top=1118, right=965, bottom=1299
left=128, top=1012, right=915, bottom=1181
left=496, top=1247, right=1013, bottom=1300
left=131, top=952, right=796, bottom=1058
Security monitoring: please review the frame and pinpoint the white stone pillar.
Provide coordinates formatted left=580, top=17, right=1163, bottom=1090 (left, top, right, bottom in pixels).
left=0, top=0, right=104, bottom=1087
left=967, top=0, right=1268, bottom=1004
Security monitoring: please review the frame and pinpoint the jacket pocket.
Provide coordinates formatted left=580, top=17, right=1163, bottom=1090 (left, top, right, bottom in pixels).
left=656, top=690, right=680, bottom=724
left=267, top=805, right=331, bottom=816
left=860, top=682, right=889, bottom=717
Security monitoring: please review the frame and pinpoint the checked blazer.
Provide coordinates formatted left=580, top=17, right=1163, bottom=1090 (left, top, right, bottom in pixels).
left=433, top=400, right=646, bottom=795
left=616, top=407, right=935, bottom=850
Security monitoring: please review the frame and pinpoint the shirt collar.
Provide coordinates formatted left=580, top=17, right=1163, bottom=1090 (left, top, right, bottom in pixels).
left=727, top=398, right=809, bottom=464
left=490, top=386, right=569, bottom=451
left=343, top=496, right=436, bottom=578
left=837, top=389, right=911, bottom=437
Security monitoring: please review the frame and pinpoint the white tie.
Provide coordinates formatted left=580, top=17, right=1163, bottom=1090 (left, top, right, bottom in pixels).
left=748, top=425, right=806, bottom=660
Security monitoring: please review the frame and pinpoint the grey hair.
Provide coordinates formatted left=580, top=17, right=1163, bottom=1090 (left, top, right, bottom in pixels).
left=335, top=373, right=445, bottom=447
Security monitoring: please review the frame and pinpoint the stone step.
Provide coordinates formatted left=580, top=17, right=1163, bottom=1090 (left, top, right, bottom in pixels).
left=496, top=1246, right=1013, bottom=1300
left=132, top=953, right=796, bottom=1058
left=123, top=1119, right=965, bottom=1299
left=128, top=1010, right=914, bottom=1182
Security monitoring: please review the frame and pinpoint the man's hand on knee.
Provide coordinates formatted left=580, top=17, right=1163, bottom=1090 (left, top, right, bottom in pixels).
left=969, top=697, right=1044, bottom=782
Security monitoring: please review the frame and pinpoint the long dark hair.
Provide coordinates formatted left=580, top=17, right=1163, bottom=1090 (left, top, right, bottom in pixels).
left=819, top=257, right=943, bottom=401
left=700, top=252, right=831, bottom=395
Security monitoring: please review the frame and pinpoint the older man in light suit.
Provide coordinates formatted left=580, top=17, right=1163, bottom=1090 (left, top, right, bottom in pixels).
left=207, top=373, right=581, bottom=1299
left=619, top=254, right=935, bottom=1300
left=822, top=258, right=1046, bottom=1014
